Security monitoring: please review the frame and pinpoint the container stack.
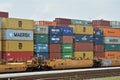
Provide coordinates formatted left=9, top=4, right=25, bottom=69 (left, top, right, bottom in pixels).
left=70, top=19, right=94, bottom=59
left=1, top=18, right=34, bottom=61
left=102, top=28, right=120, bottom=58
left=61, top=27, right=73, bottom=59
left=34, top=25, right=49, bottom=59
left=49, top=26, right=61, bottom=59
left=94, top=30, right=104, bottom=58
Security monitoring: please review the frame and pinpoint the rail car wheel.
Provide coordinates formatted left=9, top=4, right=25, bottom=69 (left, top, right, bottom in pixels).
left=26, top=67, right=34, bottom=72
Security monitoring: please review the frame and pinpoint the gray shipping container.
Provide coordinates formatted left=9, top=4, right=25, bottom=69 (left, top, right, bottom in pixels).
left=2, top=29, right=33, bottom=40
left=34, top=26, right=48, bottom=34
left=104, top=37, right=120, bottom=44
left=110, top=21, right=120, bottom=28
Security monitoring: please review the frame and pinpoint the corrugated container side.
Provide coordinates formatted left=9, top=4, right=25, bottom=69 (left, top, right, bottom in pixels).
left=74, top=34, right=93, bottom=42
left=0, top=29, right=1, bottom=40
left=2, top=41, right=34, bottom=51
left=92, top=20, right=110, bottom=27
left=49, top=27, right=61, bottom=35
left=104, top=37, right=120, bottom=44
left=104, top=44, right=120, bottom=51
left=34, top=44, right=48, bottom=52
left=94, top=37, right=104, bottom=44
left=34, top=52, right=49, bottom=59
left=94, top=52, right=104, bottom=58
left=61, top=27, right=73, bottom=35
left=2, top=18, right=33, bottom=30
left=2, top=51, right=33, bottom=61
left=104, top=52, right=120, bottom=58
left=0, top=41, right=2, bottom=51
left=70, top=25, right=93, bottom=34
left=62, top=52, right=73, bottom=59
left=34, top=34, right=48, bottom=43
left=100, top=28, right=120, bottom=37
left=62, top=44, right=73, bottom=52
left=49, top=44, right=61, bottom=53
left=62, top=36, right=73, bottom=44
left=49, top=52, right=61, bottom=59
left=94, top=44, right=104, bottom=52
left=74, top=52, right=93, bottom=59
left=2, top=29, right=33, bottom=40
left=49, top=35, right=61, bottom=44
left=0, top=12, right=8, bottom=18
left=40, top=21, right=56, bottom=26
left=74, top=42, right=93, bottom=51
left=94, top=29, right=103, bottom=37
left=34, top=26, right=48, bottom=34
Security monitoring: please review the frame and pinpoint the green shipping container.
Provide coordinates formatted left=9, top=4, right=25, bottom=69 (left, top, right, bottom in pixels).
left=104, top=44, right=120, bottom=51
left=62, top=44, right=73, bottom=52
left=62, top=52, right=73, bottom=59
left=34, top=34, right=48, bottom=43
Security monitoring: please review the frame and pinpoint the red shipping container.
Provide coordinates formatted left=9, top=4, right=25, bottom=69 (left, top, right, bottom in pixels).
left=49, top=44, right=61, bottom=53
left=54, top=18, right=71, bottom=26
left=0, top=12, right=8, bottom=18
left=62, top=36, right=73, bottom=43
left=74, top=42, right=93, bottom=51
left=94, top=52, right=104, bottom=58
left=2, top=51, right=33, bottom=61
left=94, top=44, right=104, bottom=52
left=49, top=52, right=61, bottom=60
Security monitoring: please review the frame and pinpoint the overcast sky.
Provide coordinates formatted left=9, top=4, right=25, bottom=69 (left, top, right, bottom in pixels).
left=0, top=0, right=120, bottom=21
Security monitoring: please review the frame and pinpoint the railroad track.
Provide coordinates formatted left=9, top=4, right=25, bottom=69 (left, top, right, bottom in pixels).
left=1, top=67, right=120, bottom=80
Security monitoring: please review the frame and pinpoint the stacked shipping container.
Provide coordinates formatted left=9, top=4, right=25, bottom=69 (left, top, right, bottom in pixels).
left=1, top=18, right=34, bottom=61
left=34, top=25, right=49, bottom=59
left=61, top=27, right=73, bottom=59
left=0, top=12, right=8, bottom=18
left=70, top=19, right=94, bottom=59
left=49, top=26, right=61, bottom=59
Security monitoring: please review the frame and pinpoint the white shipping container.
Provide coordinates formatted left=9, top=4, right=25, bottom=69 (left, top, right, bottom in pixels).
left=104, top=37, right=120, bottom=44
left=2, top=29, right=33, bottom=40
left=101, top=59, right=112, bottom=67
left=34, top=26, right=48, bottom=34
left=110, top=21, right=120, bottom=28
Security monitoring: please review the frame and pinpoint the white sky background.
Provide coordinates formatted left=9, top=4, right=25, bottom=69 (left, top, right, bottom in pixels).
left=0, top=0, right=120, bottom=21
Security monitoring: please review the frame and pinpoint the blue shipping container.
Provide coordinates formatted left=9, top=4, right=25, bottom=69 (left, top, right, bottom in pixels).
left=61, top=27, right=73, bottom=35
left=34, top=44, right=48, bottom=52
left=34, top=52, right=49, bottom=59
left=49, top=27, right=61, bottom=35
left=94, top=37, right=104, bottom=44
left=50, top=35, right=61, bottom=44
left=94, top=30, right=103, bottom=37
left=74, top=34, right=93, bottom=42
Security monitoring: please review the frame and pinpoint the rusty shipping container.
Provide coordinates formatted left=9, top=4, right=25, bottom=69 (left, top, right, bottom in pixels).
left=0, top=12, right=8, bottom=18
left=2, top=51, right=33, bottom=61
left=74, top=42, right=93, bottom=51
left=104, top=52, right=120, bottom=59
left=74, top=51, right=93, bottom=59
left=49, top=44, right=61, bottom=53
left=94, top=44, right=104, bottom=52
left=2, top=41, right=33, bottom=51
left=54, top=18, right=71, bottom=26
left=1, top=18, right=33, bottom=30
left=49, top=52, right=61, bottom=60
left=94, top=52, right=104, bottom=58
left=62, top=36, right=73, bottom=43
left=40, top=21, right=56, bottom=26
left=100, top=28, right=120, bottom=37
left=70, top=25, right=93, bottom=34
left=92, top=20, right=110, bottom=27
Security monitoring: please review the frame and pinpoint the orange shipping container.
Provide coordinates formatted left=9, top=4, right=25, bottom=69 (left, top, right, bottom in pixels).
left=40, top=21, right=57, bottom=26
left=100, top=28, right=120, bottom=37
left=104, top=52, right=120, bottom=59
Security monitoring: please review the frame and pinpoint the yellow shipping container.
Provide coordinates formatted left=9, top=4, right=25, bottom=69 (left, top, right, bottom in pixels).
left=0, top=41, right=2, bottom=51
left=70, top=25, right=93, bottom=34
left=74, top=52, right=93, bottom=59
left=1, top=18, right=33, bottom=30
left=2, top=41, right=33, bottom=51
